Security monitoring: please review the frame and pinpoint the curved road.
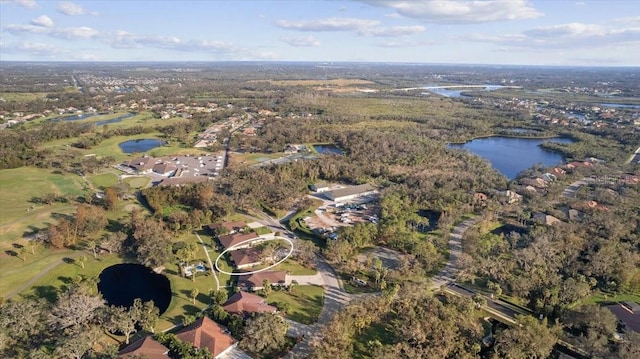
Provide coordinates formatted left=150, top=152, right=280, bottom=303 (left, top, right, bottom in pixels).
left=431, top=217, right=477, bottom=289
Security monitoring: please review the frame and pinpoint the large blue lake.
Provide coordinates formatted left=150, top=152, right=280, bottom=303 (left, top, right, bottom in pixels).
left=119, top=139, right=164, bottom=153
left=448, top=136, right=575, bottom=179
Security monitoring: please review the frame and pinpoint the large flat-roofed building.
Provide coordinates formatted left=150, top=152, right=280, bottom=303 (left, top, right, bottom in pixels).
left=311, top=181, right=330, bottom=193
left=326, top=183, right=377, bottom=203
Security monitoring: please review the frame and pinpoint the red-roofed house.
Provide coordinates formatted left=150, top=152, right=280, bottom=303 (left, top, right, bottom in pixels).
left=222, top=291, right=277, bottom=318
left=229, top=248, right=263, bottom=269
left=119, top=336, right=170, bottom=359
left=175, top=317, right=236, bottom=358
left=218, top=232, right=260, bottom=250
left=237, top=271, right=287, bottom=291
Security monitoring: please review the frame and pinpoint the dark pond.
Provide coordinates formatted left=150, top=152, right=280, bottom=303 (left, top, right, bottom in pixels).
left=51, top=113, right=96, bottom=122
left=448, top=136, right=575, bottom=180
left=51, top=112, right=135, bottom=126
left=98, top=263, right=171, bottom=314
left=313, top=144, right=344, bottom=155
left=119, top=138, right=164, bottom=153
left=95, top=113, right=136, bottom=126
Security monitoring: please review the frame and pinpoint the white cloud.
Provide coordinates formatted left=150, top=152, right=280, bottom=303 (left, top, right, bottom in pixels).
left=274, top=17, right=379, bottom=31
left=4, top=23, right=102, bottom=39
left=0, top=41, right=66, bottom=59
left=57, top=1, right=95, bottom=16
left=106, top=30, right=238, bottom=54
left=30, top=15, right=54, bottom=28
left=467, top=22, right=640, bottom=49
left=1, top=0, right=38, bottom=8
left=281, top=35, right=321, bottom=47
left=614, top=16, right=640, bottom=25
left=375, top=38, right=438, bottom=47
left=358, top=0, right=543, bottom=23
left=3, top=23, right=49, bottom=35
left=51, top=26, right=100, bottom=39
left=359, top=25, right=425, bottom=37
left=275, top=16, right=424, bottom=38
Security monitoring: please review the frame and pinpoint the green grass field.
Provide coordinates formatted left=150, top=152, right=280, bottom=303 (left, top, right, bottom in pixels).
left=123, top=176, right=151, bottom=189
left=0, top=167, right=87, bottom=246
left=582, top=292, right=640, bottom=306
left=267, top=285, right=324, bottom=324
left=88, top=172, right=119, bottom=189
left=0, top=92, right=48, bottom=102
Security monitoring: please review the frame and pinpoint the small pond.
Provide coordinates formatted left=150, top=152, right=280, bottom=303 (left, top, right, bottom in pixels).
left=448, top=136, right=575, bottom=180
left=313, top=144, right=344, bottom=156
left=95, top=113, right=136, bottom=126
left=119, top=138, right=164, bottom=153
left=98, top=263, right=171, bottom=314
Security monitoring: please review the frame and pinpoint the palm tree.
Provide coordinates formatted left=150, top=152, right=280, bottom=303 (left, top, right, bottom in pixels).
left=78, top=255, right=87, bottom=269
left=190, top=288, right=199, bottom=304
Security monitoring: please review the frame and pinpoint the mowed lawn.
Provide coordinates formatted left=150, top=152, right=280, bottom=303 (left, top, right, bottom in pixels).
left=0, top=167, right=87, bottom=246
left=88, top=172, right=119, bottom=189
left=267, top=285, right=324, bottom=324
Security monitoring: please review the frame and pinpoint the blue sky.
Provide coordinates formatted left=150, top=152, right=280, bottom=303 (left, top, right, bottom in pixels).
left=1, top=0, right=639, bottom=65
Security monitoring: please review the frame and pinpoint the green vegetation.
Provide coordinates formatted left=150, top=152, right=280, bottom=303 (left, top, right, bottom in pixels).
left=123, top=175, right=151, bottom=189
left=267, top=285, right=324, bottom=324
left=0, top=167, right=86, bottom=244
left=88, top=171, right=119, bottom=189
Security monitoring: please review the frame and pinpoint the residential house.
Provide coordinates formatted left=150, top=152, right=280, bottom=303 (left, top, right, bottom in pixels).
left=175, top=317, right=236, bottom=359
left=229, top=248, right=263, bottom=269
left=218, top=232, right=260, bottom=250
left=118, top=336, right=170, bottom=359
left=237, top=271, right=287, bottom=291
left=532, top=212, right=562, bottom=226
left=498, top=190, right=523, bottom=204
left=222, top=291, right=277, bottom=318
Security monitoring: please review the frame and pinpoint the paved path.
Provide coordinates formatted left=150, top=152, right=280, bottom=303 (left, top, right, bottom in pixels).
left=431, top=217, right=477, bottom=289
left=283, top=255, right=352, bottom=358
left=5, top=253, right=78, bottom=299
left=194, top=231, right=220, bottom=291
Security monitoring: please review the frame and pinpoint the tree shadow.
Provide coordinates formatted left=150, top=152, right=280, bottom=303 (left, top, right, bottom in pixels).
left=62, top=257, right=76, bottom=264
left=22, top=226, right=42, bottom=239
left=5, top=250, right=17, bottom=257
left=58, top=276, right=74, bottom=285
left=106, top=219, right=125, bottom=233
left=30, top=285, right=59, bottom=303
left=50, top=212, right=75, bottom=222
left=182, top=304, right=201, bottom=315
left=164, top=268, right=179, bottom=276
left=12, top=243, right=24, bottom=249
